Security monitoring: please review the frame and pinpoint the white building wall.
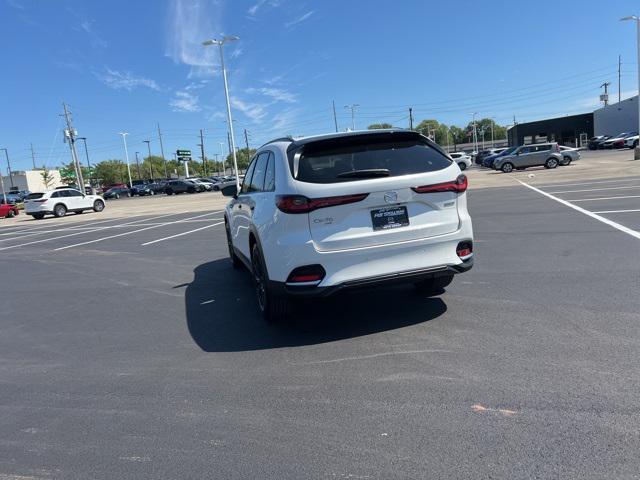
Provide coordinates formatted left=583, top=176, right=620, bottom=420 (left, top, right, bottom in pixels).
left=1, top=170, right=63, bottom=192
left=594, top=95, right=639, bottom=136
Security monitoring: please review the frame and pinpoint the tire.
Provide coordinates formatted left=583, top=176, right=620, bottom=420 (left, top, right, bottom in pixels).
left=560, top=156, right=572, bottom=166
left=93, top=200, right=105, bottom=212
left=126, top=192, right=132, bottom=198
left=32, top=213, right=45, bottom=220
left=6, top=209, right=15, bottom=218
left=225, top=221, right=242, bottom=269
left=458, top=162, right=467, bottom=171
left=545, top=157, right=559, bottom=169
left=165, top=189, right=173, bottom=196
left=251, top=243, right=291, bottom=322
left=188, top=187, right=195, bottom=194
left=213, top=186, right=220, bottom=191
left=115, top=194, right=120, bottom=199
left=414, top=274, right=454, bottom=294
left=632, top=140, right=639, bottom=149
left=150, top=190, right=155, bottom=195
left=501, top=162, right=514, bottom=173
left=53, top=203, right=67, bottom=218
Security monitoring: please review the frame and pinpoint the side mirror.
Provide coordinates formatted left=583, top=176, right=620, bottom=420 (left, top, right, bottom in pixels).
left=221, top=184, right=238, bottom=197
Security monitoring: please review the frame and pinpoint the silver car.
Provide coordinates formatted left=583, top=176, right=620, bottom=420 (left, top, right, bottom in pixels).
left=558, top=146, right=581, bottom=166
left=493, top=143, right=563, bottom=173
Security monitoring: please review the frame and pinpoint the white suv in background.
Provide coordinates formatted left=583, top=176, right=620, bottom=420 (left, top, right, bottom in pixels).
left=222, top=130, right=474, bottom=321
left=448, top=152, right=472, bottom=170
left=24, top=188, right=105, bottom=219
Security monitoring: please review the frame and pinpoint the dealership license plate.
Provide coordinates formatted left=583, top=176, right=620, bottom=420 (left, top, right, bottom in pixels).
left=370, top=206, right=410, bottom=231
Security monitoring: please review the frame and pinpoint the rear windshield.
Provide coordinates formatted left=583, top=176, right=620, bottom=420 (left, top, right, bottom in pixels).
left=26, top=193, right=44, bottom=200
left=290, top=134, right=452, bottom=184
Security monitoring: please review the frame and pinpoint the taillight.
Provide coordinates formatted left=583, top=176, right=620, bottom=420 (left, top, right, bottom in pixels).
left=32, top=199, right=48, bottom=203
left=412, top=174, right=467, bottom=194
left=276, top=193, right=368, bottom=214
left=286, top=265, right=326, bottom=285
left=457, top=241, right=473, bottom=259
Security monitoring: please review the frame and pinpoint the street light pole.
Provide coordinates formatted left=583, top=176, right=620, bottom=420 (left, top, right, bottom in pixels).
left=135, top=152, right=142, bottom=179
left=143, top=140, right=154, bottom=180
left=118, top=132, right=133, bottom=188
left=621, top=15, right=640, bottom=160
left=0, top=148, right=13, bottom=189
left=219, top=142, right=226, bottom=175
left=203, top=35, right=241, bottom=191
left=344, top=104, right=360, bottom=130
left=0, top=166, right=6, bottom=204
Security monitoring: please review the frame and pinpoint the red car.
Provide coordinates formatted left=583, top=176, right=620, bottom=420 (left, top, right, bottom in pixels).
left=0, top=203, right=19, bottom=218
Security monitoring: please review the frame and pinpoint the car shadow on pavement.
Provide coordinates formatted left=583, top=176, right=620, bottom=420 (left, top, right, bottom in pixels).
left=184, top=259, right=448, bottom=352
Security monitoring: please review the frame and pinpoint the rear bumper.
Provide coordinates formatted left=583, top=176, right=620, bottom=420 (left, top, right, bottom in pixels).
left=269, top=256, right=473, bottom=298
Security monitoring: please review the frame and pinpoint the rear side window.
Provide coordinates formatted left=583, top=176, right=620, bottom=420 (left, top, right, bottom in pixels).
left=26, top=193, right=44, bottom=200
left=290, top=134, right=452, bottom=184
left=241, top=159, right=257, bottom=194
left=263, top=152, right=275, bottom=191
left=536, top=145, right=551, bottom=152
left=248, top=152, right=269, bottom=192
left=51, top=191, right=61, bottom=198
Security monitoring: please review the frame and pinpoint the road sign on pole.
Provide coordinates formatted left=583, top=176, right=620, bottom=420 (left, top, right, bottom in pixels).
left=177, top=156, right=192, bottom=162
left=176, top=149, right=191, bottom=156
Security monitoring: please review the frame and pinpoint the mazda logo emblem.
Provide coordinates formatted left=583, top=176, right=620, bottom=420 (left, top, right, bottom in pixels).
left=384, top=191, right=398, bottom=204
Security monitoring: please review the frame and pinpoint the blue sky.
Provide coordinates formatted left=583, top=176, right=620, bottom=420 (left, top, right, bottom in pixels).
left=1, top=0, right=639, bottom=171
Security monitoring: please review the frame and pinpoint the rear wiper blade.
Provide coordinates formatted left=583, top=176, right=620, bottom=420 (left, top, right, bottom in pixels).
left=337, top=169, right=390, bottom=178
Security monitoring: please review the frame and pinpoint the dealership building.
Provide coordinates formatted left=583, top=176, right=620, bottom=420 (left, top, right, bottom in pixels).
left=1, top=169, right=63, bottom=193
left=507, top=95, right=639, bottom=147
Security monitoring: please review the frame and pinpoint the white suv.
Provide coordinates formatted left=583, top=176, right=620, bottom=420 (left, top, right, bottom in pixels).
left=222, top=130, right=474, bottom=321
left=448, top=152, right=472, bottom=171
left=24, top=188, right=105, bottom=219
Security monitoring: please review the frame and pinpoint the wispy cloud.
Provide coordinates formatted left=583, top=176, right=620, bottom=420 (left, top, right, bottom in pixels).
left=166, top=0, right=223, bottom=78
left=247, top=0, right=283, bottom=17
left=231, top=97, right=268, bottom=122
left=230, top=47, right=244, bottom=59
left=246, top=87, right=297, bottom=103
left=170, top=91, right=201, bottom=112
left=6, top=0, right=24, bottom=10
left=66, top=7, right=107, bottom=48
left=95, top=68, right=161, bottom=91
left=285, top=10, right=314, bottom=28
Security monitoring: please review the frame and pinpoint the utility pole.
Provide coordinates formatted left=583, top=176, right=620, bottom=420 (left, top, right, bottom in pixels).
left=244, top=128, right=250, bottom=152
left=62, top=102, right=85, bottom=189
left=0, top=149, right=13, bottom=189
left=344, top=104, right=359, bottom=130
left=30, top=143, right=36, bottom=170
left=214, top=153, right=219, bottom=176
left=199, top=129, right=207, bottom=176
left=470, top=112, right=479, bottom=153
left=135, top=152, right=142, bottom=179
left=227, top=131, right=232, bottom=169
left=118, top=132, right=133, bottom=188
left=332, top=100, right=338, bottom=132
left=157, top=123, right=168, bottom=178
left=143, top=140, right=154, bottom=180
left=618, top=55, right=622, bottom=103
left=600, top=82, right=611, bottom=106
left=76, top=137, right=93, bottom=188
left=490, top=118, right=495, bottom=147
left=409, top=107, right=414, bottom=130
left=0, top=165, right=6, bottom=203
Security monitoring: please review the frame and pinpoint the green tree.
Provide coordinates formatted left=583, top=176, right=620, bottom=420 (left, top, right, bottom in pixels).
left=40, top=166, right=55, bottom=189
left=415, top=119, right=450, bottom=145
left=226, top=148, right=257, bottom=172
left=59, top=162, right=77, bottom=184
left=93, top=159, right=128, bottom=186
left=367, top=123, right=394, bottom=130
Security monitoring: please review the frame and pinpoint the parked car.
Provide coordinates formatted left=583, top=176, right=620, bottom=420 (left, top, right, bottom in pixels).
left=558, top=146, right=581, bottom=166
left=211, top=177, right=236, bottom=191
left=101, top=183, right=129, bottom=194
left=103, top=187, right=132, bottom=199
left=24, top=188, right=105, bottom=219
left=482, top=146, right=518, bottom=168
left=493, top=143, right=562, bottom=173
left=602, top=132, right=637, bottom=149
left=7, top=190, right=30, bottom=202
left=164, top=180, right=199, bottom=195
left=0, top=202, right=19, bottom=218
left=624, top=134, right=639, bottom=149
left=588, top=135, right=611, bottom=150
left=449, top=152, right=472, bottom=171
left=131, top=184, right=156, bottom=196
left=1, top=192, right=22, bottom=204
left=222, top=129, right=473, bottom=321
left=188, top=178, right=213, bottom=191
left=475, top=148, right=506, bottom=165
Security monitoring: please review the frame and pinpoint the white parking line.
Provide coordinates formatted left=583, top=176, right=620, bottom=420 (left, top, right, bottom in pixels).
left=593, top=209, right=640, bottom=214
left=141, top=221, right=224, bottom=245
left=517, top=179, right=640, bottom=241
left=569, top=195, right=640, bottom=202
left=0, top=213, right=190, bottom=251
left=0, top=217, right=134, bottom=239
left=536, top=178, right=640, bottom=189
left=547, top=185, right=640, bottom=194
left=54, top=212, right=221, bottom=251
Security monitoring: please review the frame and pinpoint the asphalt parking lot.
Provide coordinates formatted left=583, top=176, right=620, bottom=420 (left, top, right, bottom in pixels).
left=1, top=151, right=640, bottom=479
